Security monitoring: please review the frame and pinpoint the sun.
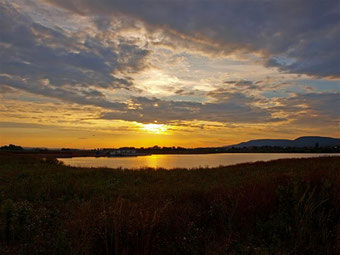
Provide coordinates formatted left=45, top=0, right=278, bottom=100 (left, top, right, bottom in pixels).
left=140, top=123, right=168, bottom=134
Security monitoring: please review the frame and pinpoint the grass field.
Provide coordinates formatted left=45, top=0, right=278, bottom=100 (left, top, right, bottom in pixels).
left=0, top=155, right=339, bottom=254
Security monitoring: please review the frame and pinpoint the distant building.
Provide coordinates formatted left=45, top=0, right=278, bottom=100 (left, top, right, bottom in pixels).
left=108, top=148, right=137, bottom=156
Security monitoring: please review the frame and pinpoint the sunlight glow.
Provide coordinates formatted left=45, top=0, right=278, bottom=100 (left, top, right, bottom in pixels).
left=140, top=123, right=168, bottom=134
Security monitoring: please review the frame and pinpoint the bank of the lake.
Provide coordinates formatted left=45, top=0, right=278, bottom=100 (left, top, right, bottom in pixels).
left=0, top=155, right=340, bottom=254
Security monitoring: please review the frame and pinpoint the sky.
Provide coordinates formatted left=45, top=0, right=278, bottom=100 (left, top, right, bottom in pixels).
left=0, top=0, right=339, bottom=149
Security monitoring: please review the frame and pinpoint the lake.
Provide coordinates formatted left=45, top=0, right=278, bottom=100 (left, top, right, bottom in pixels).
left=58, top=153, right=338, bottom=169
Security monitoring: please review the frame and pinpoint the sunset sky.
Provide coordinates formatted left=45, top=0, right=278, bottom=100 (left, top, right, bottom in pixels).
left=0, top=0, right=339, bottom=148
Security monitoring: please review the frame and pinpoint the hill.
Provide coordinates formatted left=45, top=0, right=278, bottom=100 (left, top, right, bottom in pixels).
left=226, top=136, right=340, bottom=148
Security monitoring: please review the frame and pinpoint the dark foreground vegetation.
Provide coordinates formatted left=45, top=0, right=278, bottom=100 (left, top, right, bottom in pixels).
left=0, top=156, right=339, bottom=254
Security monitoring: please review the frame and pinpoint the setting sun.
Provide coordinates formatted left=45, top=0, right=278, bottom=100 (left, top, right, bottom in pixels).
left=140, top=123, right=168, bottom=134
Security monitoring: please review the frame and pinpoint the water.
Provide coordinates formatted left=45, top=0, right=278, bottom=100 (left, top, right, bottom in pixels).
left=58, top=153, right=338, bottom=169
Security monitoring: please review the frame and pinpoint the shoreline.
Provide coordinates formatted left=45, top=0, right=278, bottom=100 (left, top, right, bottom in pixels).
left=1, top=150, right=339, bottom=159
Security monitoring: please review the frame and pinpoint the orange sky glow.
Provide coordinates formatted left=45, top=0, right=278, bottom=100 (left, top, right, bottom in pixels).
left=0, top=0, right=339, bottom=149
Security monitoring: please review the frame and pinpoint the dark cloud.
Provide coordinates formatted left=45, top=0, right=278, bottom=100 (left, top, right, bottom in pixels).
left=275, top=92, right=340, bottom=120
left=224, top=80, right=258, bottom=90
left=207, top=89, right=261, bottom=104
left=0, top=75, right=126, bottom=110
left=44, top=0, right=340, bottom=78
left=101, top=95, right=280, bottom=124
left=0, top=84, right=16, bottom=94
left=269, top=92, right=340, bottom=130
left=0, top=2, right=150, bottom=105
left=175, top=89, right=185, bottom=95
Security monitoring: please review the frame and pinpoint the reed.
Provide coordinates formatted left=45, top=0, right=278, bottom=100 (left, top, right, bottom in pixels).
left=0, top=155, right=339, bottom=254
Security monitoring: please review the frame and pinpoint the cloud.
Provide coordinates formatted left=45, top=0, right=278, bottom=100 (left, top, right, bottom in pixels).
left=0, top=75, right=126, bottom=110
left=0, top=1, right=150, bottom=107
left=43, top=0, right=340, bottom=79
left=1, top=0, right=338, bottom=134
left=223, top=80, right=259, bottom=91
left=0, top=121, right=53, bottom=129
left=101, top=95, right=280, bottom=124
left=207, top=89, right=261, bottom=104
left=0, top=84, right=16, bottom=94
left=272, top=92, right=340, bottom=128
left=276, top=92, right=340, bottom=119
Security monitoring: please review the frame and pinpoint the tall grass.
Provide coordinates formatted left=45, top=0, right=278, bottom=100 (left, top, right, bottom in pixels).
left=0, top=156, right=339, bottom=254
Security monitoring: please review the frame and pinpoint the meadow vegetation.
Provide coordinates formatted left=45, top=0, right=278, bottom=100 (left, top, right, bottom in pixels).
left=0, top=155, right=339, bottom=254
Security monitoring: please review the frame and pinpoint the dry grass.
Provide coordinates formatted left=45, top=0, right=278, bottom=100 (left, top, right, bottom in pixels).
left=0, top=155, right=339, bottom=254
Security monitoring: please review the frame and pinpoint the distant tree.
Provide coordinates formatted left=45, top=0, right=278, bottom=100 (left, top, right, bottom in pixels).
left=0, top=144, right=24, bottom=151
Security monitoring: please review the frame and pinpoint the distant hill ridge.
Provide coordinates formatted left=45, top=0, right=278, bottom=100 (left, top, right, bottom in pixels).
left=226, top=136, right=340, bottom=148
